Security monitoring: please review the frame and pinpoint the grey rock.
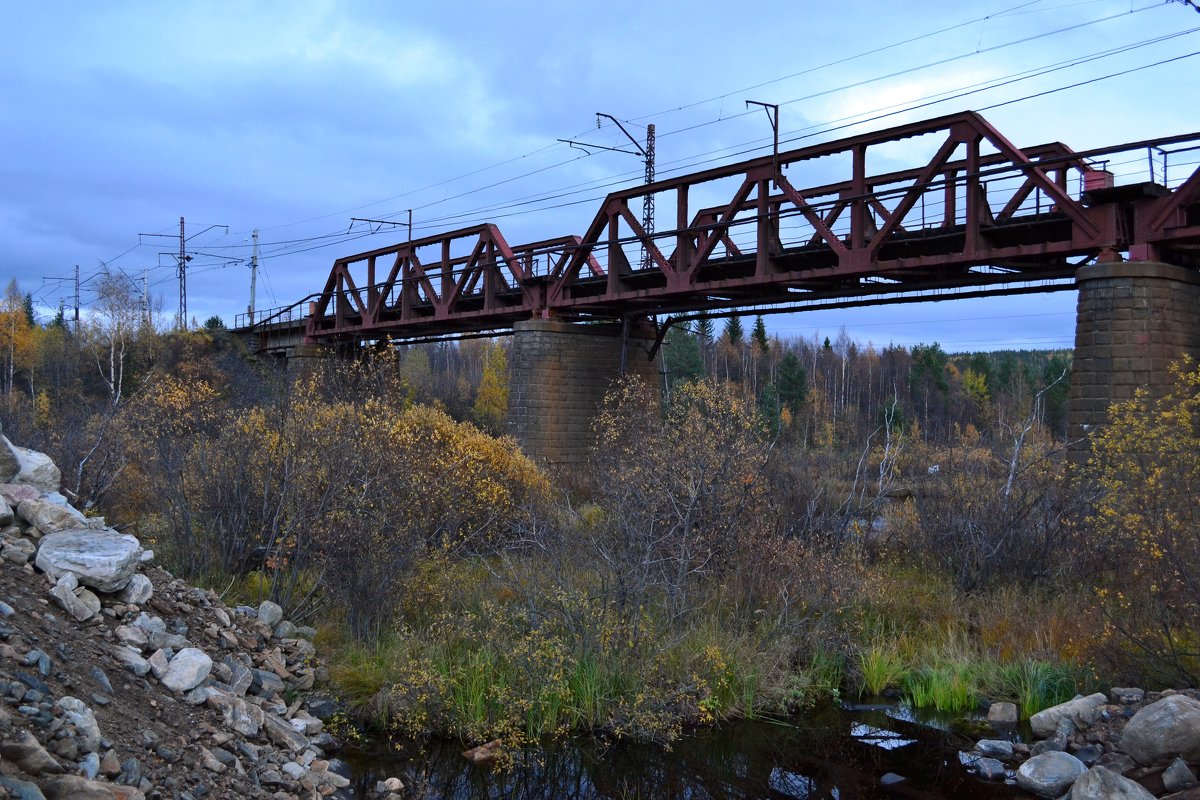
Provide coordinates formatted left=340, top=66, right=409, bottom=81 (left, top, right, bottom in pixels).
left=307, top=697, right=336, bottom=720
left=147, top=648, right=170, bottom=679
left=977, top=757, right=1007, bottom=780
left=146, top=631, right=189, bottom=650
left=35, top=529, right=142, bottom=593
left=1071, top=744, right=1103, bottom=766
left=976, top=739, right=1014, bottom=758
left=250, top=667, right=285, bottom=697
left=1121, top=694, right=1200, bottom=765
left=1111, top=687, right=1145, bottom=705
left=131, top=612, right=166, bottom=635
left=58, top=697, right=102, bottom=753
left=1030, top=693, right=1108, bottom=739
left=1163, top=756, right=1198, bottom=792
left=15, top=499, right=86, bottom=535
left=1097, top=752, right=1137, bottom=775
left=0, top=483, right=39, bottom=507
left=1032, top=731, right=1069, bottom=756
left=117, top=574, right=153, bottom=605
left=1016, top=751, right=1087, bottom=798
left=0, top=599, right=15, bottom=617
left=0, top=438, right=21, bottom=483
left=40, top=774, right=144, bottom=800
left=987, top=701, right=1019, bottom=728
left=88, top=666, right=112, bottom=695
left=263, top=712, right=308, bottom=752
left=112, top=646, right=150, bottom=677
left=0, top=730, right=64, bottom=775
left=274, top=620, right=296, bottom=639
left=257, top=600, right=283, bottom=628
left=2, top=537, right=36, bottom=565
left=160, top=647, right=212, bottom=692
left=49, top=574, right=94, bottom=622
left=117, top=756, right=142, bottom=785
left=73, top=587, right=101, bottom=618
left=0, top=776, right=48, bottom=800
left=207, top=690, right=263, bottom=736
left=79, top=751, right=100, bottom=779
left=281, top=760, right=306, bottom=779
left=10, top=442, right=61, bottom=493
left=1068, top=765, right=1155, bottom=799
left=115, top=624, right=148, bottom=648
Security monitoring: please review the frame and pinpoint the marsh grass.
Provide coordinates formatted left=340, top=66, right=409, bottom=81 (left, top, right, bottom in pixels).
left=992, top=660, right=1081, bottom=718
left=858, top=642, right=908, bottom=697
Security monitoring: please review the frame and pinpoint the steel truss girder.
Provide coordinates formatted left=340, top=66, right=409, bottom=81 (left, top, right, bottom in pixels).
left=289, top=111, right=1200, bottom=345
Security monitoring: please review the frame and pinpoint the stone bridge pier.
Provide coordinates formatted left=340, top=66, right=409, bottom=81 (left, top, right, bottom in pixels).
left=1068, top=261, right=1200, bottom=448
left=506, top=319, right=661, bottom=467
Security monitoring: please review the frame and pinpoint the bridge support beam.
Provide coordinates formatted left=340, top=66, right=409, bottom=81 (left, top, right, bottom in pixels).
left=506, top=319, right=661, bottom=468
left=1068, top=261, right=1200, bottom=450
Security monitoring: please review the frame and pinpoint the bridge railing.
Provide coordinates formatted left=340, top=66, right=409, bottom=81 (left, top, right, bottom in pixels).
left=233, top=295, right=319, bottom=330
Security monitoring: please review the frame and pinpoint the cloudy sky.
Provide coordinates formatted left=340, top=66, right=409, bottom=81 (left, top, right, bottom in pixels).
left=3, top=0, right=1198, bottom=350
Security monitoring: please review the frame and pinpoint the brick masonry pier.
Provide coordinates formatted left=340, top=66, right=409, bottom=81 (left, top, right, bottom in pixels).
left=506, top=319, right=661, bottom=467
left=1069, top=261, right=1200, bottom=447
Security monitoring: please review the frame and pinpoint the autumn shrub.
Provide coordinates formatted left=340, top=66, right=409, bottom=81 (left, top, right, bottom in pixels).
left=1087, top=359, right=1200, bottom=686
left=122, top=359, right=546, bottom=637
left=902, top=422, right=1083, bottom=592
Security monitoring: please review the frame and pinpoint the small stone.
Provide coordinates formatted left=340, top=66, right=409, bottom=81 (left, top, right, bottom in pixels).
left=0, top=730, right=64, bottom=775
left=0, top=600, right=14, bottom=618
left=147, top=648, right=170, bottom=679
left=160, top=648, right=212, bottom=693
left=118, top=575, right=153, bottom=606
left=112, top=647, right=150, bottom=677
left=987, top=701, right=1019, bottom=728
left=976, top=739, right=1014, bottom=758
left=977, top=757, right=1007, bottom=780
left=58, top=697, right=102, bottom=753
left=49, top=574, right=93, bottom=622
left=90, top=667, right=113, bottom=695
left=257, top=601, right=283, bottom=628
left=1017, top=751, right=1087, bottom=799
left=1071, top=744, right=1103, bottom=767
left=100, top=749, right=121, bottom=777
left=1164, top=757, right=1199, bottom=792
left=200, top=747, right=226, bottom=773
left=79, top=751, right=101, bottom=779
left=1110, top=687, right=1145, bottom=705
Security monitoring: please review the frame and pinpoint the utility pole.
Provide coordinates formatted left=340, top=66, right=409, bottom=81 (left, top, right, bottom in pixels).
left=139, top=218, right=228, bottom=331
left=559, top=114, right=657, bottom=268
left=178, top=217, right=188, bottom=330
left=248, top=229, right=259, bottom=319
left=73, top=264, right=80, bottom=335
left=142, top=269, right=150, bottom=327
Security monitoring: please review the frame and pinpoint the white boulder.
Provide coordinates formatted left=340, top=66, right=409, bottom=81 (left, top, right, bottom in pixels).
left=35, top=529, right=142, bottom=593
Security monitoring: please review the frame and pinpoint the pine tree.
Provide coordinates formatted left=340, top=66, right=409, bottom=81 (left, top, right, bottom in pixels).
left=752, top=315, right=769, bottom=355
left=695, top=317, right=714, bottom=345
left=723, top=316, right=744, bottom=346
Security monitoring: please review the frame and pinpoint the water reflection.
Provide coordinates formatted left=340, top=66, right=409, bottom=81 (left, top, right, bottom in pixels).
left=348, top=703, right=1021, bottom=799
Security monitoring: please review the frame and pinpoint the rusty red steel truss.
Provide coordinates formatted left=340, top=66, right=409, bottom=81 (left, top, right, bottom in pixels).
left=240, top=110, right=1200, bottom=347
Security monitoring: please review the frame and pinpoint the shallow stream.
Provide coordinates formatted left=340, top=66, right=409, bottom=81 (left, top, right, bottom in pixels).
left=347, top=701, right=1026, bottom=799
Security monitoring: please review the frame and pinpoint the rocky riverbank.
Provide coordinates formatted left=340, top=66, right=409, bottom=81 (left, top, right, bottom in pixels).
left=966, top=689, right=1200, bottom=798
left=0, top=433, right=403, bottom=799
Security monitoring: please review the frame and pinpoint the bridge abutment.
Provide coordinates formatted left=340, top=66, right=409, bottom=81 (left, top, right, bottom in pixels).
left=506, top=319, right=661, bottom=467
left=1069, top=261, right=1200, bottom=448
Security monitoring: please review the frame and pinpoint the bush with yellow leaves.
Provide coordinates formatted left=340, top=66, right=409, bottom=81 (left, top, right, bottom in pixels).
left=1087, top=358, right=1200, bottom=685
